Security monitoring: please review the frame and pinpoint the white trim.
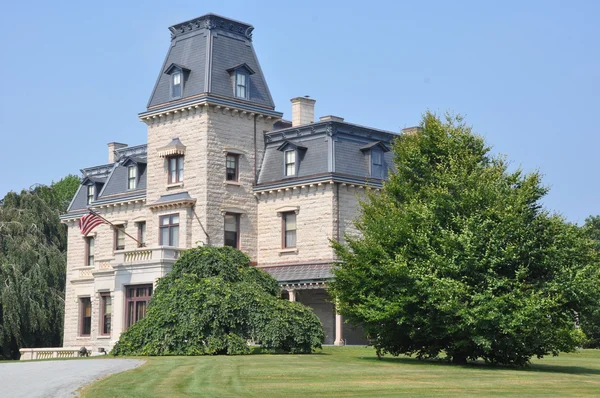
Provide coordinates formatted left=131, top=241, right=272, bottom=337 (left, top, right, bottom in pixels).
left=220, top=207, right=247, bottom=216
left=275, top=206, right=300, bottom=216
left=223, top=147, right=247, bottom=155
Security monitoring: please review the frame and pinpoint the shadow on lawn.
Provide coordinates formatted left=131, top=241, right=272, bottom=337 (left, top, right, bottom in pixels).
left=357, top=355, right=600, bottom=376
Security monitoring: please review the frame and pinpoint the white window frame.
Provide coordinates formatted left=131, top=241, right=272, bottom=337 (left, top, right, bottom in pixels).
left=127, top=166, right=137, bottom=190
left=235, top=70, right=248, bottom=99
left=86, top=185, right=95, bottom=205
left=284, top=150, right=296, bottom=177
left=172, top=70, right=182, bottom=99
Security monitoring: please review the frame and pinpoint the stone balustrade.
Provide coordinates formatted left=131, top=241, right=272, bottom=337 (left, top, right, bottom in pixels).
left=114, top=246, right=184, bottom=265
left=19, top=348, right=84, bottom=361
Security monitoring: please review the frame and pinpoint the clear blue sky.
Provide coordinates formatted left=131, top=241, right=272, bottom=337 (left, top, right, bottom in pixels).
left=0, top=0, right=598, bottom=223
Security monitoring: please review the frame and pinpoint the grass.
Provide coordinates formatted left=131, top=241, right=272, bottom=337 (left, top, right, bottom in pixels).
left=82, top=347, right=600, bottom=397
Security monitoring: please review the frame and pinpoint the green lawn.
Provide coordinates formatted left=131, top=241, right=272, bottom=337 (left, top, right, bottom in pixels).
left=82, top=347, right=600, bottom=397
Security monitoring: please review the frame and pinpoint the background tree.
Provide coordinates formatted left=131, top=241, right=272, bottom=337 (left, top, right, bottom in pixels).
left=0, top=175, right=79, bottom=359
left=580, top=215, right=600, bottom=348
left=330, top=112, right=600, bottom=366
left=112, top=246, right=324, bottom=356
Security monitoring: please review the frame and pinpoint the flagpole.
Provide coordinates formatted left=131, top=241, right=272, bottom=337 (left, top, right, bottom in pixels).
left=87, top=208, right=145, bottom=248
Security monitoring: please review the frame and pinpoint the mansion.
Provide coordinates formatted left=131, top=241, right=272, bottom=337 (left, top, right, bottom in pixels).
left=60, top=13, right=405, bottom=350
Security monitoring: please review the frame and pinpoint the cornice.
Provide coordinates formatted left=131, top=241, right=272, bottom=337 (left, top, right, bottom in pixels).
left=92, top=196, right=146, bottom=209
left=169, top=14, right=254, bottom=41
left=139, top=95, right=282, bottom=123
left=265, top=121, right=397, bottom=145
left=147, top=198, right=197, bottom=211
left=253, top=174, right=383, bottom=194
left=81, top=164, right=113, bottom=178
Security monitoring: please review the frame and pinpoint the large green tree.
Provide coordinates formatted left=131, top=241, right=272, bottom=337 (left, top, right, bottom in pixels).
left=330, top=112, right=600, bottom=366
left=580, top=215, right=600, bottom=348
left=113, top=246, right=324, bottom=356
left=0, top=175, right=79, bottom=359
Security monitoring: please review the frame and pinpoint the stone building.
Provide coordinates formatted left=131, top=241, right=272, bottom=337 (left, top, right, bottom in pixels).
left=60, top=13, right=400, bottom=350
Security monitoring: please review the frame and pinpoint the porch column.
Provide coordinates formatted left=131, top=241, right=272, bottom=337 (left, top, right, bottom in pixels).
left=334, top=302, right=344, bottom=346
left=287, top=289, right=296, bottom=302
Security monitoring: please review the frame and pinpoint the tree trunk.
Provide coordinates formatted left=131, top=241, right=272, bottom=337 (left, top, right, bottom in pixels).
left=452, top=353, right=468, bottom=365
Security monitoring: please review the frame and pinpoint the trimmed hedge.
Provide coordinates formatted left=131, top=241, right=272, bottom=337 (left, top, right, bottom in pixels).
left=112, top=246, right=324, bottom=355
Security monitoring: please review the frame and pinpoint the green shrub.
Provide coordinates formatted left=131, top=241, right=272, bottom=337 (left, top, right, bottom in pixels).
left=112, top=246, right=323, bottom=356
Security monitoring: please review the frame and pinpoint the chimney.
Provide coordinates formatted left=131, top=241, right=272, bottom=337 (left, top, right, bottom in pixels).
left=291, top=96, right=316, bottom=127
left=401, top=126, right=422, bottom=135
left=107, top=142, right=128, bottom=163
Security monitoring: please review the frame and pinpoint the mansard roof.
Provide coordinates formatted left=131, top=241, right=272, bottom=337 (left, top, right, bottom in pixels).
left=147, top=13, right=275, bottom=111
left=256, top=120, right=398, bottom=187
left=65, top=145, right=147, bottom=214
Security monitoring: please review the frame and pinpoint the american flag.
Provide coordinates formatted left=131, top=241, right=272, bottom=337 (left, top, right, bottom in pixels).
left=79, top=212, right=105, bottom=236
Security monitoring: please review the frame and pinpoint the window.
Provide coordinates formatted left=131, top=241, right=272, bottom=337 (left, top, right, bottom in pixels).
left=85, top=237, right=95, bottom=266
left=137, top=222, right=146, bottom=247
left=168, top=156, right=184, bottom=184
left=285, top=150, right=296, bottom=177
left=159, top=214, right=179, bottom=247
left=79, top=297, right=91, bottom=336
left=172, top=71, right=182, bottom=98
left=87, top=185, right=95, bottom=205
left=128, top=166, right=137, bottom=189
left=100, top=293, right=112, bottom=336
left=125, top=285, right=153, bottom=329
left=226, top=154, right=239, bottom=181
left=371, top=149, right=383, bottom=179
left=224, top=213, right=240, bottom=249
left=283, top=212, right=297, bottom=248
left=114, top=225, right=125, bottom=251
left=235, top=71, right=247, bottom=99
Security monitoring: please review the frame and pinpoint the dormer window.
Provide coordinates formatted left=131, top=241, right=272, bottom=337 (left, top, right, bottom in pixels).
left=172, top=71, right=182, bottom=98
left=227, top=63, right=255, bottom=100
left=360, top=141, right=390, bottom=179
left=277, top=141, right=306, bottom=178
left=164, top=63, right=190, bottom=100
left=128, top=166, right=137, bottom=190
left=235, top=71, right=247, bottom=99
left=285, top=150, right=296, bottom=177
left=371, top=149, right=383, bottom=179
left=87, top=185, right=95, bottom=205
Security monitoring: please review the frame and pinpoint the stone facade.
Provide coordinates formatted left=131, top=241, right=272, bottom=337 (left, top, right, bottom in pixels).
left=57, top=14, right=399, bottom=354
left=257, top=183, right=336, bottom=267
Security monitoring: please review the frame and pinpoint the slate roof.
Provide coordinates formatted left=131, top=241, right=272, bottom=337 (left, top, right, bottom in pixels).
left=261, top=263, right=335, bottom=283
left=147, top=13, right=275, bottom=111
left=256, top=121, right=398, bottom=187
left=66, top=145, right=148, bottom=213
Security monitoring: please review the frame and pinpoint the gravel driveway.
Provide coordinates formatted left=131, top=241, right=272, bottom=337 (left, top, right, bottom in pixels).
left=0, top=358, right=144, bottom=398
